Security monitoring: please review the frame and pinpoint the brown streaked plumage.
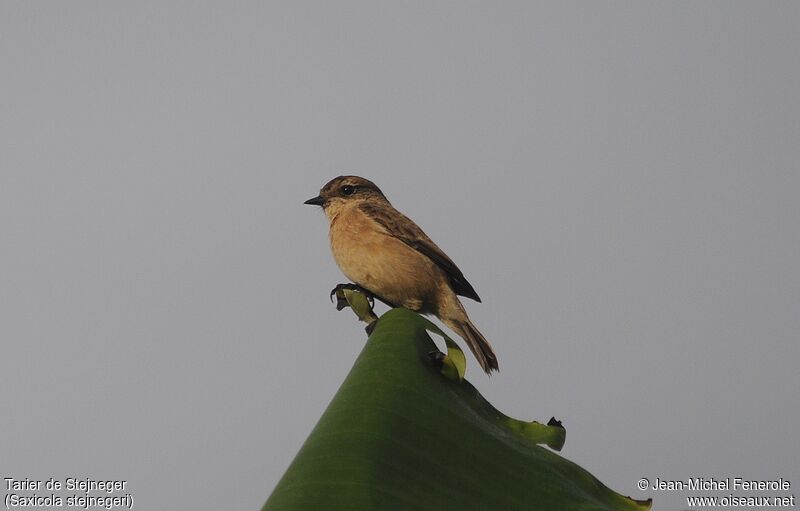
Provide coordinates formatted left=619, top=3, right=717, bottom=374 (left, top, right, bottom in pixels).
left=304, top=175, right=499, bottom=374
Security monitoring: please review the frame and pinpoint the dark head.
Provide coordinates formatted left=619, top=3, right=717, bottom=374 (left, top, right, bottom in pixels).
left=304, top=176, right=389, bottom=212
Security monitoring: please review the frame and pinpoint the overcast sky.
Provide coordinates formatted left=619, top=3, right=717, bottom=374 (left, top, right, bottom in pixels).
left=2, top=2, right=798, bottom=510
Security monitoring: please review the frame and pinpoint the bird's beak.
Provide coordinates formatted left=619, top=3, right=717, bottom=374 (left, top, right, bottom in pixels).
left=304, top=195, right=325, bottom=206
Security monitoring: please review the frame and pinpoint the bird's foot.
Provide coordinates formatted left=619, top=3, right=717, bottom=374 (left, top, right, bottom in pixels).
left=330, top=283, right=379, bottom=330
left=330, top=283, right=374, bottom=310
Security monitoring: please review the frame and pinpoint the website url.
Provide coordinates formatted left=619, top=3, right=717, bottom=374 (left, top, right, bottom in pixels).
left=687, top=494, right=795, bottom=507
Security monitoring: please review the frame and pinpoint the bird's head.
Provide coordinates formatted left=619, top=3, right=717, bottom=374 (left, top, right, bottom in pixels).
left=304, top=176, right=389, bottom=216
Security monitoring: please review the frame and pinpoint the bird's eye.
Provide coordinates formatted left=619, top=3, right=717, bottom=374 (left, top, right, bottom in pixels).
left=341, top=185, right=355, bottom=196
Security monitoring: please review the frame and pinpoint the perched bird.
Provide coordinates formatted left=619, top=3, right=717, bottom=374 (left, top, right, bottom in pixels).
left=304, top=176, right=498, bottom=374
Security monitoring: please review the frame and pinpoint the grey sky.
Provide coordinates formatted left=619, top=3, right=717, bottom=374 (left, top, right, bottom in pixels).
left=2, top=2, right=798, bottom=510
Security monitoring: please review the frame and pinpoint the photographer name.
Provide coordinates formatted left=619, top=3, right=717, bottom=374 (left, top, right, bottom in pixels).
left=652, top=477, right=790, bottom=491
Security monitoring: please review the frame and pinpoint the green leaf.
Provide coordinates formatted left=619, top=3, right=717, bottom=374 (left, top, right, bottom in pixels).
left=504, top=416, right=566, bottom=452
left=342, top=288, right=378, bottom=324
left=263, top=308, right=652, bottom=511
left=419, top=317, right=467, bottom=381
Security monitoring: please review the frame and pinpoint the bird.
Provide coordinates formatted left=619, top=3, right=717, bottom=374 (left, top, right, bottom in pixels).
left=304, top=175, right=498, bottom=374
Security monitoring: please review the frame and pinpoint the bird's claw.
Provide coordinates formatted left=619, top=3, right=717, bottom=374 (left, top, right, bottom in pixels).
left=330, top=283, right=374, bottom=310
left=330, top=283, right=379, bottom=327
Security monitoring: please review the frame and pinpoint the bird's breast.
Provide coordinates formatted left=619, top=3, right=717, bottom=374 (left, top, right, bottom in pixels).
left=327, top=205, right=442, bottom=311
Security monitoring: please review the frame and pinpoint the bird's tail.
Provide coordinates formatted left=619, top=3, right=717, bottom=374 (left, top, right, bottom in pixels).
left=447, top=317, right=499, bottom=375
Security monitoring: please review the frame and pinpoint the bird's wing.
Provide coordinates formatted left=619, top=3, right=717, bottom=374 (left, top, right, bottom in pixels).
left=359, top=202, right=481, bottom=302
